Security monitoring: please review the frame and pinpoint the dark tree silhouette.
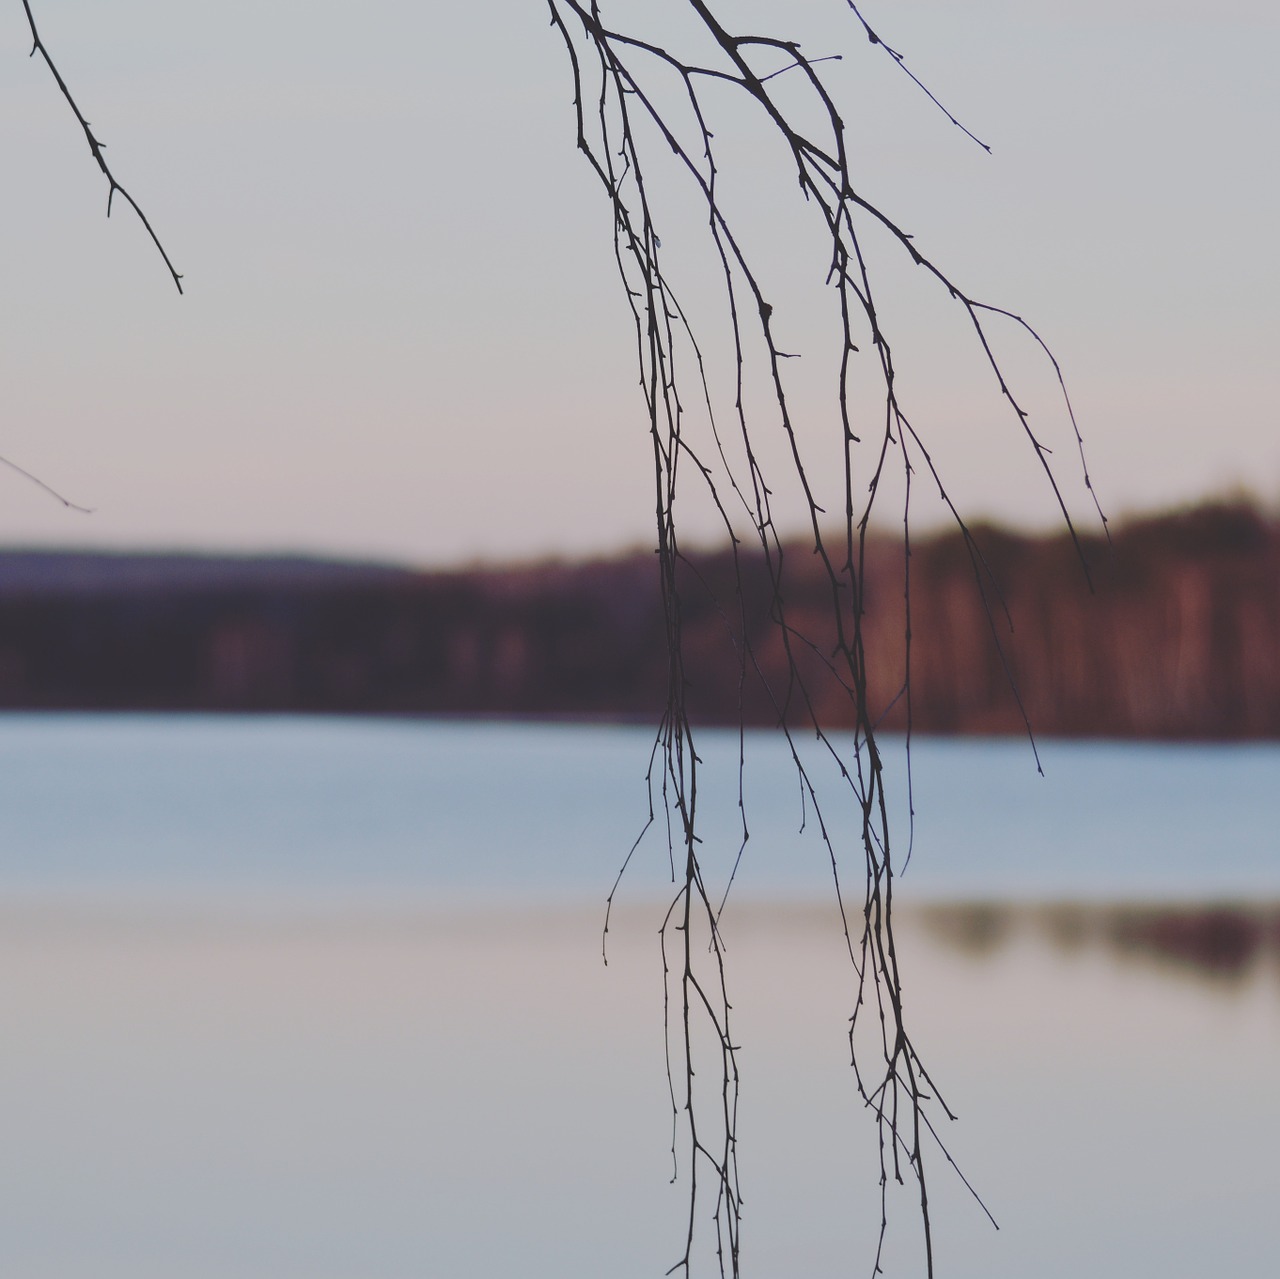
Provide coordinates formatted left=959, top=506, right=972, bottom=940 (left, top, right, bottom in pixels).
left=18, top=2, right=1100, bottom=1274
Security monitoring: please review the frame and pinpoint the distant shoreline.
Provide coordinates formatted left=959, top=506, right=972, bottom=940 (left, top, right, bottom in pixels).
left=0, top=501, right=1275, bottom=739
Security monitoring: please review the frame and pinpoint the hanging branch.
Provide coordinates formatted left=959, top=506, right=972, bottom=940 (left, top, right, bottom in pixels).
left=0, top=454, right=92, bottom=513
left=547, top=3, right=1099, bottom=1275
left=19, top=0, right=183, bottom=293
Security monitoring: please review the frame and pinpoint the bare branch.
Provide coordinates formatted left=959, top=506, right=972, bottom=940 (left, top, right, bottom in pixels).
left=0, top=453, right=92, bottom=513
left=548, top=3, right=1100, bottom=1274
left=20, top=0, right=183, bottom=293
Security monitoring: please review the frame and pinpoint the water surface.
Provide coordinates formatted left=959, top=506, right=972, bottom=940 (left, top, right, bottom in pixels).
left=0, top=715, right=1275, bottom=1277
left=0, top=715, right=1276, bottom=902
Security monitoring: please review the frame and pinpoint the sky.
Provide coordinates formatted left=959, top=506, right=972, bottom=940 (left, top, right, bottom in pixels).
left=1, top=0, right=1276, bottom=568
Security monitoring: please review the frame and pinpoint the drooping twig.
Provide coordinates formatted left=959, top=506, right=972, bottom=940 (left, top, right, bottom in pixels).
left=20, top=0, right=183, bottom=293
left=547, top=3, right=1099, bottom=1276
left=0, top=453, right=92, bottom=513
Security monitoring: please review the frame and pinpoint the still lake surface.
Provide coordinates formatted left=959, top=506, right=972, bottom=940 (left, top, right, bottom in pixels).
left=0, top=714, right=1276, bottom=1277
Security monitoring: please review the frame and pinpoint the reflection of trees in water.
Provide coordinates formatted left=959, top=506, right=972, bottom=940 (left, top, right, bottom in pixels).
left=1102, top=906, right=1280, bottom=979
left=921, top=902, right=1280, bottom=984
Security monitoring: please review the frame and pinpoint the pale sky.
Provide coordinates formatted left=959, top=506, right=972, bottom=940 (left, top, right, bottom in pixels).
left=1, top=1, right=1276, bottom=566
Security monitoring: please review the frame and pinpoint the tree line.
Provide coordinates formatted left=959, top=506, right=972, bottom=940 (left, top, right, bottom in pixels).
left=0, top=500, right=1272, bottom=739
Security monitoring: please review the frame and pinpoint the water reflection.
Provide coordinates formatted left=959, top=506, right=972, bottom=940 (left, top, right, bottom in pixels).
left=919, top=901, right=1280, bottom=983
left=0, top=896, right=1276, bottom=1278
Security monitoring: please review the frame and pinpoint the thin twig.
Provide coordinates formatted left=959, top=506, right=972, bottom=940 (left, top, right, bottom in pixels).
left=0, top=454, right=92, bottom=513
left=20, top=0, right=183, bottom=293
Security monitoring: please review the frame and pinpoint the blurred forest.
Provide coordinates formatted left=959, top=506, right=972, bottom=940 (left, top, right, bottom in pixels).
left=0, top=501, right=1274, bottom=739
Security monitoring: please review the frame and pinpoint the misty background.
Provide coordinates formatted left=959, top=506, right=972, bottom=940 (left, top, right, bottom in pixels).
left=1, top=0, right=1276, bottom=567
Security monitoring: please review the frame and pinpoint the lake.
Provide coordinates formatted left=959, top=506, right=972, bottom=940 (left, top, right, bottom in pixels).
left=0, top=715, right=1276, bottom=1277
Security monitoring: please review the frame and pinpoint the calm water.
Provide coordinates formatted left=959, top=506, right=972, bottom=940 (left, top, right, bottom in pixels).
left=0, top=715, right=1276, bottom=1278
left=0, top=714, right=1277, bottom=902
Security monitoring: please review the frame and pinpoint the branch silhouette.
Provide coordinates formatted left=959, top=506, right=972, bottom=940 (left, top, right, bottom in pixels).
left=20, top=0, right=182, bottom=293
left=548, top=4, right=1100, bottom=1275
left=0, top=453, right=92, bottom=513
